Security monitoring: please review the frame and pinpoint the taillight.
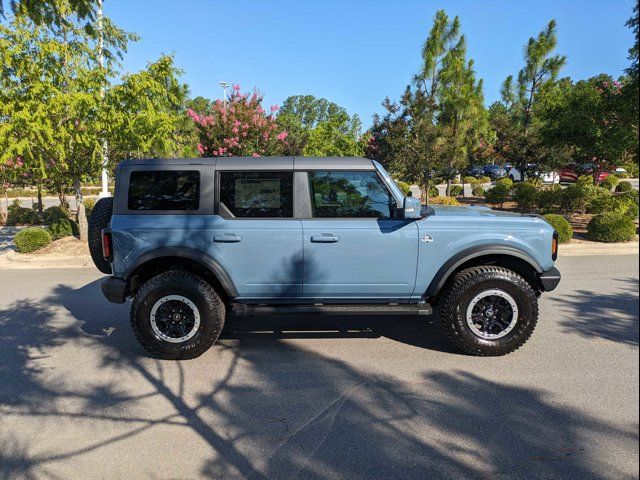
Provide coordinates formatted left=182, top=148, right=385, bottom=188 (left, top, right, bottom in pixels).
left=552, top=232, right=559, bottom=261
left=102, top=229, right=113, bottom=261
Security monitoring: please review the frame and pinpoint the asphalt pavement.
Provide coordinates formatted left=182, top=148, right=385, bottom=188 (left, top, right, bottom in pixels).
left=0, top=255, right=638, bottom=479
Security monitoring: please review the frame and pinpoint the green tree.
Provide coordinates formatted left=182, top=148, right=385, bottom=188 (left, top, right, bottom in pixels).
left=540, top=75, right=637, bottom=183
left=0, top=1, right=133, bottom=240
left=277, top=95, right=362, bottom=155
left=302, top=111, right=365, bottom=157
left=106, top=55, right=189, bottom=162
left=1, top=0, right=96, bottom=26
left=368, top=10, right=487, bottom=202
left=496, top=20, right=566, bottom=176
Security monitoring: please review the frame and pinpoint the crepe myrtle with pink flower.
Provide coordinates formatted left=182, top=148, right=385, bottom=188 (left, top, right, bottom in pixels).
left=187, top=86, right=289, bottom=158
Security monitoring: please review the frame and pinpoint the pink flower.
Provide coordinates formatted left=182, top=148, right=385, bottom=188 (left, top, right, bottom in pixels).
left=277, top=131, right=288, bottom=141
left=233, top=84, right=241, bottom=91
left=186, top=108, right=201, bottom=123
left=270, top=105, right=279, bottom=113
left=252, top=153, right=260, bottom=157
left=197, top=143, right=205, bottom=155
left=232, top=127, right=239, bottom=134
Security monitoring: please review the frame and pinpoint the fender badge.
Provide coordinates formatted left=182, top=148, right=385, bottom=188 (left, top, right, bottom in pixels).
left=421, top=234, right=434, bottom=243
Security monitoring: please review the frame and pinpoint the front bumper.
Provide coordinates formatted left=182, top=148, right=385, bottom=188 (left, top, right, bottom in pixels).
left=101, top=277, right=127, bottom=304
left=538, top=267, right=561, bottom=292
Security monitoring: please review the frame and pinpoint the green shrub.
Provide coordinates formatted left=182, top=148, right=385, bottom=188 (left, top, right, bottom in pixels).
left=428, top=185, right=439, bottom=198
left=84, top=198, right=97, bottom=218
left=615, top=172, right=629, bottom=179
left=589, top=190, right=639, bottom=219
left=43, top=206, right=68, bottom=224
left=587, top=187, right=616, bottom=214
left=587, top=213, right=636, bottom=243
left=537, top=186, right=562, bottom=213
left=615, top=181, right=633, bottom=193
left=617, top=191, right=640, bottom=219
left=480, top=176, right=491, bottom=184
left=599, top=175, right=619, bottom=191
left=463, top=176, right=477, bottom=184
left=6, top=200, right=37, bottom=226
left=513, top=181, right=539, bottom=212
left=484, top=183, right=511, bottom=208
left=14, top=227, right=52, bottom=253
left=47, top=218, right=74, bottom=240
left=429, top=196, right=460, bottom=206
left=472, top=183, right=485, bottom=197
left=543, top=214, right=573, bottom=243
left=561, top=177, right=598, bottom=214
left=621, top=163, right=639, bottom=177
left=449, top=185, right=464, bottom=197
left=495, top=177, right=514, bottom=190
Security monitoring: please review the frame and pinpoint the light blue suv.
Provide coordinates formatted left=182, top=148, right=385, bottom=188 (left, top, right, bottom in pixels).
left=89, top=157, right=560, bottom=359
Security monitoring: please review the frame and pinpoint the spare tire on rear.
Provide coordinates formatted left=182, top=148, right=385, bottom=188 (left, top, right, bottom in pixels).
left=88, top=197, right=113, bottom=274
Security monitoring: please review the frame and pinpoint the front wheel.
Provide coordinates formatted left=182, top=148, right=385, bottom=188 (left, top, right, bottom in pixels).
left=438, top=266, right=538, bottom=356
left=131, top=271, right=225, bottom=359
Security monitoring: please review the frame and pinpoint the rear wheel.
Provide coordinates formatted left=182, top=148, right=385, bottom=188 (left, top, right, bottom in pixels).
left=88, top=197, right=113, bottom=274
left=131, top=271, right=225, bottom=359
left=439, top=266, right=538, bottom=356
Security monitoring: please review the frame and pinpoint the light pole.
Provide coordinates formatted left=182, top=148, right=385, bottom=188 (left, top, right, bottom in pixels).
left=219, top=81, right=229, bottom=108
left=98, top=0, right=110, bottom=198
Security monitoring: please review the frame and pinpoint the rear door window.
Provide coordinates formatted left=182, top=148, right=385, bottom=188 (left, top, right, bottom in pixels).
left=128, top=170, right=200, bottom=211
left=219, top=171, right=293, bottom=218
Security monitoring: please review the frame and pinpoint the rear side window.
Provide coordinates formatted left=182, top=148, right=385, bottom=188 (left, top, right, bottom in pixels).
left=219, top=171, right=293, bottom=218
left=309, top=171, right=396, bottom=218
left=128, top=170, right=200, bottom=211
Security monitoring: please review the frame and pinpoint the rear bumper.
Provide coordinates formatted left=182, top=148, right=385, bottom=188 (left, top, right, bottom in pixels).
left=101, top=277, right=127, bottom=304
left=538, top=267, right=561, bottom=292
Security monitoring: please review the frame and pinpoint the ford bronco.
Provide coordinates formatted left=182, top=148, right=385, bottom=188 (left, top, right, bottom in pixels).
left=89, top=157, right=561, bottom=359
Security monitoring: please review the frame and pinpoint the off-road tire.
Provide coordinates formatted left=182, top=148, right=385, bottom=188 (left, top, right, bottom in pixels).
left=439, top=266, right=538, bottom=356
left=131, top=271, right=226, bottom=360
left=88, top=197, right=113, bottom=274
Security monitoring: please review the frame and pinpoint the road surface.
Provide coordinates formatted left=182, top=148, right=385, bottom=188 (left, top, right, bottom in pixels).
left=0, top=255, right=638, bottom=479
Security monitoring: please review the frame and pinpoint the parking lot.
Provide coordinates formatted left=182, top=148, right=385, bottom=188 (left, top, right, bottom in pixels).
left=0, top=254, right=638, bottom=479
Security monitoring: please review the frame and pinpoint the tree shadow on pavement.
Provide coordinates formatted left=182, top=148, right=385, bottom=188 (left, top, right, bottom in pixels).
left=0, top=278, right=636, bottom=479
left=552, top=277, right=639, bottom=346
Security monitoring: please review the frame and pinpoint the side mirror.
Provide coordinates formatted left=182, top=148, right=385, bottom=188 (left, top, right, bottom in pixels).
left=403, top=196, right=422, bottom=219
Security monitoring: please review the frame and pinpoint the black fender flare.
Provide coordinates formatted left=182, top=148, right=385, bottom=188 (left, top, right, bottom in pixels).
left=123, top=247, right=239, bottom=298
left=424, top=245, right=544, bottom=297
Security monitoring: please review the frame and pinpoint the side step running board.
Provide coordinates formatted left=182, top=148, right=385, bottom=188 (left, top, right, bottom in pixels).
left=232, top=303, right=432, bottom=317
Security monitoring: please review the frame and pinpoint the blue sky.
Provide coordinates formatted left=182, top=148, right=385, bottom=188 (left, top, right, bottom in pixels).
left=107, top=0, right=635, bottom=127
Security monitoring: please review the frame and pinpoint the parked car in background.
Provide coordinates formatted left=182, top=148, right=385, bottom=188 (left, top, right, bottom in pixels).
left=482, top=164, right=508, bottom=180
left=508, top=166, right=560, bottom=184
left=560, top=163, right=610, bottom=184
left=467, top=165, right=484, bottom=178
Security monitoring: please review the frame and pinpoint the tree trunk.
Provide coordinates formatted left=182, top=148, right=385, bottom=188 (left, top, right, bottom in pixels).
left=0, top=191, right=7, bottom=223
left=73, top=179, right=88, bottom=242
left=446, top=179, right=452, bottom=197
left=37, top=183, right=43, bottom=215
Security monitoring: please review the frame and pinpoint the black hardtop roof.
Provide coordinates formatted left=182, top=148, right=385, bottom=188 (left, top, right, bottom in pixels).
left=117, top=156, right=376, bottom=170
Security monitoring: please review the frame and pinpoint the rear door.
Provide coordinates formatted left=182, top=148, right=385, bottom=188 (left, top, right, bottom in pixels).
left=206, top=168, right=303, bottom=298
left=301, top=170, right=419, bottom=299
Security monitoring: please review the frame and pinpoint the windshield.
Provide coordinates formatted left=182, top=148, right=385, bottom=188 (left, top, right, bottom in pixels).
left=372, top=160, right=405, bottom=205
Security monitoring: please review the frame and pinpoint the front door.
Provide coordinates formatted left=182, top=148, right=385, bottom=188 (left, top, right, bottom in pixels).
left=206, top=171, right=303, bottom=298
left=302, top=170, right=419, bottom=299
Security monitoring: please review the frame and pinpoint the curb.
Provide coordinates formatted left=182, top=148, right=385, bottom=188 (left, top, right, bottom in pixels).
left=1, top=250, right=93, bottom=269
left=558, top=241, right=639, bottom=257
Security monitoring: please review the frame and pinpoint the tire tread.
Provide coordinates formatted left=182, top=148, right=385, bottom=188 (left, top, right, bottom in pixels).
left=439, top=266, right=539, bottom=356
